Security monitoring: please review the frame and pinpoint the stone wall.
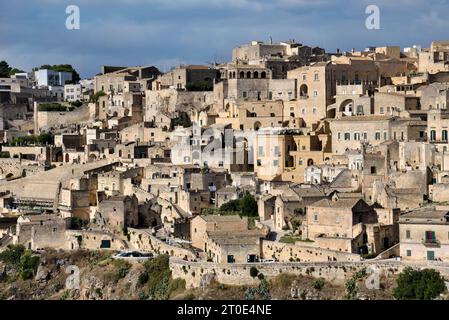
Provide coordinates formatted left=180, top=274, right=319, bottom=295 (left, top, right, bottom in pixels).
left=128, top=228, right=196, bottom=260
left=0, top=158, right=45, bottom=180
left=66, top=230, right=127, bottom=251
left=34, top=105, right=90, bottom=132
left=429, top=184, right=449, bottom=202
left=261, top=240, right=361, bottom=263
left=170, top=258, right=405, bottom=288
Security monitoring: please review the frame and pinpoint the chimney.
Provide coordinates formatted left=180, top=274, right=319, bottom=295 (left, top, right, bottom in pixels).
left=336, top=48, right=340, bottom=54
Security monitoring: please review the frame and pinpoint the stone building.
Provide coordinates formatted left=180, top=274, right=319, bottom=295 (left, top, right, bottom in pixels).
left=330, top=116, right=427, bottom=155
left=287, top=56, right=378, bottom=126
left=152, top=65, right=217, bottom=91
left=190, top=215, right=249, bottom=251
left=304, top=196, right=384, bottom=254
left=399, top=207, right=449, bottom=262
left=418, top=41, right=449, bottom=74
left=96, top=194, right=139, bottom=233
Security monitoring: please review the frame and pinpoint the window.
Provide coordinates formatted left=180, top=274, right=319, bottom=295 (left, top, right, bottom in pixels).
left=425, top=231, right=436, bottom=243
left=344, top=133, right=350, bottom=141
left=380, top=107, right=384, bottom=114
left=375, top=132, right=381, bottom=141
left=313, top=91, right=318, bottom=97
left=336, top=216, right=340, bottom=224
left=273, top=160, right=279, bottom=166
left=406, top=250, right=412, bottom=257
left=383, top=131, right=388, bottom=140
left=302, top=74, right=307, bottom=81
left=314, top=73, right=319, bottom=81
left=430, top=130, right=436, bottom=141
left=273, top=146, right=280, bottom=156
left=258, top=146, right=264, bottom=157
left=406, top=230, right=411, bottom=239
left=354, top=132, right=360, bottom=141
left=257, top=160, right=262, bottom=166
left=243, top=91, right=247, bottom=98
left=443, top=130, right=448, bottom=141
left=313, top=108, right=317, bottom=115
left=363, top=132, right=368, bottom=140
left=314, top=214, right=318, bottom=222
left=338, top=132, right=341, bottom=140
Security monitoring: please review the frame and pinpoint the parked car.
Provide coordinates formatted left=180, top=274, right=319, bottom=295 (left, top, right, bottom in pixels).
left=112, top=251, right=155, bottom=260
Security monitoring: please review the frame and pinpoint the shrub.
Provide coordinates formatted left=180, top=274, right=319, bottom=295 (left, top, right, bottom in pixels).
left=19, top=251, right=40, bottom=280
left=250, top=267, right=259, bottom=278
left=0, top=245, right=25, bottom=265
left=138, top=272, right=149, bottom=286
left=394, top=268, right=446, bottom=300
left=312, top=278, right=325, bottom=291
left=219, top=192, right=258, bottom=217
left=168, top=278, right=186, bottom=295
left=70, top=100, right=83, bottom=108
left=143, top=255, right=171, bottom=300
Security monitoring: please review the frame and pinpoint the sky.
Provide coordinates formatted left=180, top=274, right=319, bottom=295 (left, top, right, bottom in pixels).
left=1, top=0, right=448, bottom=79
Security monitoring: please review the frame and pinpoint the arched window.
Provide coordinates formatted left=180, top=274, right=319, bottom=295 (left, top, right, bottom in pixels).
left=254, top=71, right=259, bottom=79
left=261, top=71, right=267, bottom=79
left=247, top=71, right=252, bottom=79
left=430, top=130, right=436, bottom=141
left=443, top=130, right=448, bottom=141
left=240, top=71, right=245, bottom=79
left=299, top=84, right=308, bottom=98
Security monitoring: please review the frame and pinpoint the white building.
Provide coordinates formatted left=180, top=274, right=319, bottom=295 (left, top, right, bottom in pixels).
left=34, top=69, right=72, bottom=87
left=64, top=84, right=82, bottom=102
left=304, top=165, right=346, bottom=184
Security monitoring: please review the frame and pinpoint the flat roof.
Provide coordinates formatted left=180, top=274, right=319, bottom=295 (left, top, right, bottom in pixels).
left=400, top=208, right=449, bottom=223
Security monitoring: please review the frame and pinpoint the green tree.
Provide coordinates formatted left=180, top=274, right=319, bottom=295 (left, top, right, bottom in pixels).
left=394, top=268, right=446, bottom=300
left=186, top=80, right=213, bottom=92
left=0, top=245, right=25, bottom=265
left=9, top=68, right=24, bottom=76
left=37, top=132, right=54, bottom=146
left=219, top=199, right=240, bottom=213
left=0, top=61, right=11, bottom=78
left=240, top=192, right=258, bottom=217
left=92, top=91, right=106, bottom=103
left=219, top=192, right=258, bottom=217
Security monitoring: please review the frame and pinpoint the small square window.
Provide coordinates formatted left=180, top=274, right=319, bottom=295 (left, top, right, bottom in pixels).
left=406, top=250, right=412, bottom=257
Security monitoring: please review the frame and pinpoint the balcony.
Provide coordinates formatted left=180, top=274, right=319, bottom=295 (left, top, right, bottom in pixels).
left=422, top=239, right=441, bottom=248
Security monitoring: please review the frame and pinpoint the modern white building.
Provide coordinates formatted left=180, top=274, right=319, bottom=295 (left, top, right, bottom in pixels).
left=34, top=69, right=72, bottom=87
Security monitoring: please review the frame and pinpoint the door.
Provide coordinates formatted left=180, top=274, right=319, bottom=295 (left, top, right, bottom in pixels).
left=383, top=237, right=389, bottom=249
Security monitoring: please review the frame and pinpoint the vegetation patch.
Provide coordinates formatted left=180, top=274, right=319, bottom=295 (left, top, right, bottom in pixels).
left=394, top=268, right=446, bottom=300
